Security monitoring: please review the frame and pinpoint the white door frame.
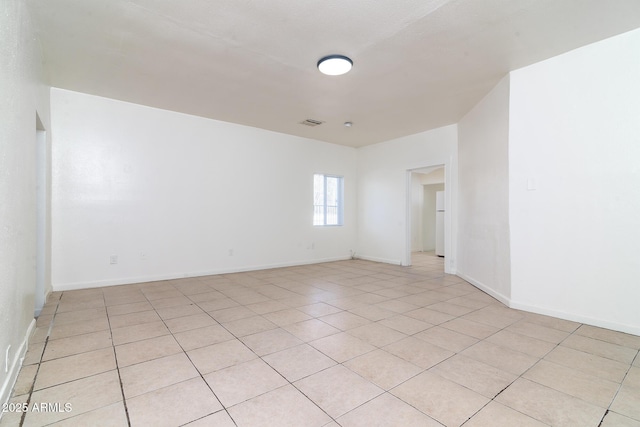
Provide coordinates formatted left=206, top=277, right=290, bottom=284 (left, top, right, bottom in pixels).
left=35, top=114, right=47, bottom=316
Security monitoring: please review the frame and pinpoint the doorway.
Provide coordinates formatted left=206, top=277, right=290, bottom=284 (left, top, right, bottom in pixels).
left=404, top=165, right=446, bottom=267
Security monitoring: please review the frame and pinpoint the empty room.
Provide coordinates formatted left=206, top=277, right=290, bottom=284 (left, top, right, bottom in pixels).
left=2, top=0, right=640, bottom=426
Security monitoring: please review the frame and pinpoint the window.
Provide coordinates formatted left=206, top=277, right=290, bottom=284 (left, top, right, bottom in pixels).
left=313, top=174, right=343, bottom=226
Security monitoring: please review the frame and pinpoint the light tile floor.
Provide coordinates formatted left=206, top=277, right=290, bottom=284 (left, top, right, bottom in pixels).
left=2, top=253, right=640, bottom=426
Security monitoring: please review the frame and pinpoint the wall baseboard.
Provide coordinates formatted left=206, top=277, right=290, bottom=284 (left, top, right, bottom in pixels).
left=0, top=319, right=36, bottom=415
left=53, top=256, right=352, bottom=292
left=355, top=254, right=403, bottom=265
left=457, top=271, right=640, bottom=336
left=456, top=271, right=511, bottom=306
left=509, top=300, right=640, bottom=337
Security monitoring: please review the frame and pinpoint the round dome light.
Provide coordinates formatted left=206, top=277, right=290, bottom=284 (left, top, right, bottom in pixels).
left=317, top=55, right=353, bottom=76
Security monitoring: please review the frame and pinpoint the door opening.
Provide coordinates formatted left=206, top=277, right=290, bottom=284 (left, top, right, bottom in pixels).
left=405, top=165, right=445, bottom=267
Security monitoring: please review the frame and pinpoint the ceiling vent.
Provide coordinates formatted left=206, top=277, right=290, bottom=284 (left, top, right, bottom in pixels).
left=299, top=119, right=324, bottom=127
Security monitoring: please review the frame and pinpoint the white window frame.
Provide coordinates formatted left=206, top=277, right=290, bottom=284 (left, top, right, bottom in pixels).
left=313, top=174, right=344, bottom=226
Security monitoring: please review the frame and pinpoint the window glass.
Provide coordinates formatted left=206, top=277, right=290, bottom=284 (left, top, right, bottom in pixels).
left=313, top=174, right=343, bottom=226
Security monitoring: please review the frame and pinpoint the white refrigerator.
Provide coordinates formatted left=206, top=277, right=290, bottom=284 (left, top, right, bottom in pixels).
left=435, top=191, right=445, bottom=257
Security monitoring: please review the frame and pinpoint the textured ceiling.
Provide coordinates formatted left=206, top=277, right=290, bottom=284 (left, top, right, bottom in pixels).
left=27, top=0, right=640, bottom=147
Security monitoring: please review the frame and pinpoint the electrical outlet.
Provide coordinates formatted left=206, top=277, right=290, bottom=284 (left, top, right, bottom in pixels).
left=110, top=255, right=118, bottom=265
left=228, top=249, right=233, bottom=256
left=140, top=252, right=147, bottom=261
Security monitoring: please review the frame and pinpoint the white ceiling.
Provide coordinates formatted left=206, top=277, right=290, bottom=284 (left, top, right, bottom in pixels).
left=27, top=0, right=640, bottom=147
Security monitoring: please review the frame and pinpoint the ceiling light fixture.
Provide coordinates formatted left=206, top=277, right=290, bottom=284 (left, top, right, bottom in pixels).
left=317, top=55, right=353, bottom=76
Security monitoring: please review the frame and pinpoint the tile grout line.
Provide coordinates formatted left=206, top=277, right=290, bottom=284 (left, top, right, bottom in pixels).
left=599, top=347, right=640, bottom=425
left=370, top=295, right=580, bottom=427
left=153, top=286, right=240, bottom=426
left=179, top=278, right=344, bottom=425
left=464, top=316, right=586, bottom=426
left=186, top=261, right=495, bottom=425
left=195, top=304, right=336, bottom=425
left=18, top=292, right=62, bottom=427
left=105, top=290, right=133, bottom=427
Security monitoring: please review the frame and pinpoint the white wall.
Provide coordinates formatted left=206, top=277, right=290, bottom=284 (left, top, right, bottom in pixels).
left=457, top=75, right=511, bottom=302
left=356, top=125, right=457, bottom=270
left=509, top=28, right=640, bottom=335
left=51, top=89, right=357, bottom=290
left=0, top=0, right=50, bottom=409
